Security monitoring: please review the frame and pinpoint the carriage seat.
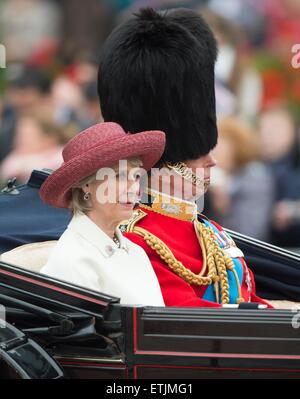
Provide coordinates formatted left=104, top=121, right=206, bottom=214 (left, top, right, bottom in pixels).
left=1, top=241, right=300, bottom=310
left=0, top=241, right=57, bottom=273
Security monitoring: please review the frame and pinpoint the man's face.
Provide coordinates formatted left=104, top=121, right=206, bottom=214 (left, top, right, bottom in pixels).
left=185, top=151, right=217, bottom=181
left=184, top=151, right=217, bottom=200
left=149, top=151, right=217, bottom=201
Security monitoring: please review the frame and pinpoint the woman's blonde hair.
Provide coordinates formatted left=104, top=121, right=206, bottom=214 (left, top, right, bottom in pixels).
left=71, top=174, right=96, bottom=215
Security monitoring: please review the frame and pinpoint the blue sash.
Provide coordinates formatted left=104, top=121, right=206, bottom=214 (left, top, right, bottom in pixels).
left=200, top=219, right=244, bottom=304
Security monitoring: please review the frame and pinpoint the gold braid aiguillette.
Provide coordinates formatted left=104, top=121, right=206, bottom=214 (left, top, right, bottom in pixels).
left=165, top=161, right=210, bottom=190
left=128, top=217, right=245, bottom=304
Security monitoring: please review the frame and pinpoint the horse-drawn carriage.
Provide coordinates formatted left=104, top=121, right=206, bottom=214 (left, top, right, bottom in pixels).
left=1, top=170, right=300, bottom=379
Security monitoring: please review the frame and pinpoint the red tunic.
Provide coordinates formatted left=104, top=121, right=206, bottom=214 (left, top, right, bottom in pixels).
left=124, top=206, right=272, bottom=308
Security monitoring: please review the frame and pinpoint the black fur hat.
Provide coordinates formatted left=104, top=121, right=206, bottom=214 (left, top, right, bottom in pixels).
left=98, top=7, right=218, bottom=164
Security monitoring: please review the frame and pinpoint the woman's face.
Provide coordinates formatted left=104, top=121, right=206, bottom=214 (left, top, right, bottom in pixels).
left=86, top=158, right=143, bottom=223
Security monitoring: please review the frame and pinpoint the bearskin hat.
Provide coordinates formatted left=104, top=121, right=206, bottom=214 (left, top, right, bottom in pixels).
left=98, top=7, right=218, bottom=164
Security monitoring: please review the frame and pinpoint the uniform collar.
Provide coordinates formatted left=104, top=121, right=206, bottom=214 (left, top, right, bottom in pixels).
left=68, top=213, right=128, bottom=258
left=140, top=188, right=198, bottom=222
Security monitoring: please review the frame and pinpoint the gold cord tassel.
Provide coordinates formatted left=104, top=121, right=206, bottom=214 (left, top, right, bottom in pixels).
left=130, top=219, right=243, bottom=305
left=223, top=254, right=245, bottom=304
left=195, top=222, right=230, bottom=304
left=133, top=226, right=216, bottom=286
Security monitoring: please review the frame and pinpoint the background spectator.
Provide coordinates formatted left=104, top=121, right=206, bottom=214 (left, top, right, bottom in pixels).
left=257, top=105, right=300, bottom=247
left=0, top=65, right=51, bottom=163
left=205, top=116, right=275, bottom=241
left=0, top=0, right=61, bottom=64
left=0, top=108, right=68, bottom=184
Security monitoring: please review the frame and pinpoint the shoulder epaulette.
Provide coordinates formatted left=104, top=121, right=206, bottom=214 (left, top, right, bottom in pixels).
left=118, top=209, right=147, bottom=233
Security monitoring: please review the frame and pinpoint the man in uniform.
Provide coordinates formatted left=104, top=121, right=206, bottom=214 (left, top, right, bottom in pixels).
left=97, top=7, right=271, bottom=308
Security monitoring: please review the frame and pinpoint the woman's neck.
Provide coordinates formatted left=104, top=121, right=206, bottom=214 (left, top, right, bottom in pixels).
left=86, top=210, right=117, bottom=239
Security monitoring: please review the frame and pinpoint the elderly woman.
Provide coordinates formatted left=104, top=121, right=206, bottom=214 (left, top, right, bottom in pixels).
left=39, top=122, right=166, bottom=306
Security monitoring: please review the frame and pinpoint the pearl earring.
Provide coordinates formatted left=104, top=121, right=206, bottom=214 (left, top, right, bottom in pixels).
left=83, top=192, right=90, bottom=201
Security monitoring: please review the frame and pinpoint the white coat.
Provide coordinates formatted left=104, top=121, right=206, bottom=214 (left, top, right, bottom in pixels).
left=40, top=213, right=165, bottom=306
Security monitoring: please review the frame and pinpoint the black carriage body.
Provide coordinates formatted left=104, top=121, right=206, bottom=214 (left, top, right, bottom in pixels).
left=0, top=171, right=300, bottom=379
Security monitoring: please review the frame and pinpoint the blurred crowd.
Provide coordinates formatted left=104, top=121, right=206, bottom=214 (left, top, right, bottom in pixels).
left=0, top=0, right=300, bottom=249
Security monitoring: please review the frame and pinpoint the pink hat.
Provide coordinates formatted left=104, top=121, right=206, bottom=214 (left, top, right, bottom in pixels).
left=40, top=122, right=165, bottom=208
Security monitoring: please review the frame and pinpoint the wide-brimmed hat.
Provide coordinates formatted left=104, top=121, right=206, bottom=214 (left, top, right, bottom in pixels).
left=40, top=122, right=165, bottom=208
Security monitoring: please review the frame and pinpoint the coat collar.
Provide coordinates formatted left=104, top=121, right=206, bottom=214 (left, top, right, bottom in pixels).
left=68, top=213, right=128, bottom=258
left=140, top=188, right=198, bottom=222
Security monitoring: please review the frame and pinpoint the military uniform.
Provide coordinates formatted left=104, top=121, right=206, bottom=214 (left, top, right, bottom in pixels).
left=99, top=9, right=271, bottom=308
left=121, top=189, right=271, bottom=308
